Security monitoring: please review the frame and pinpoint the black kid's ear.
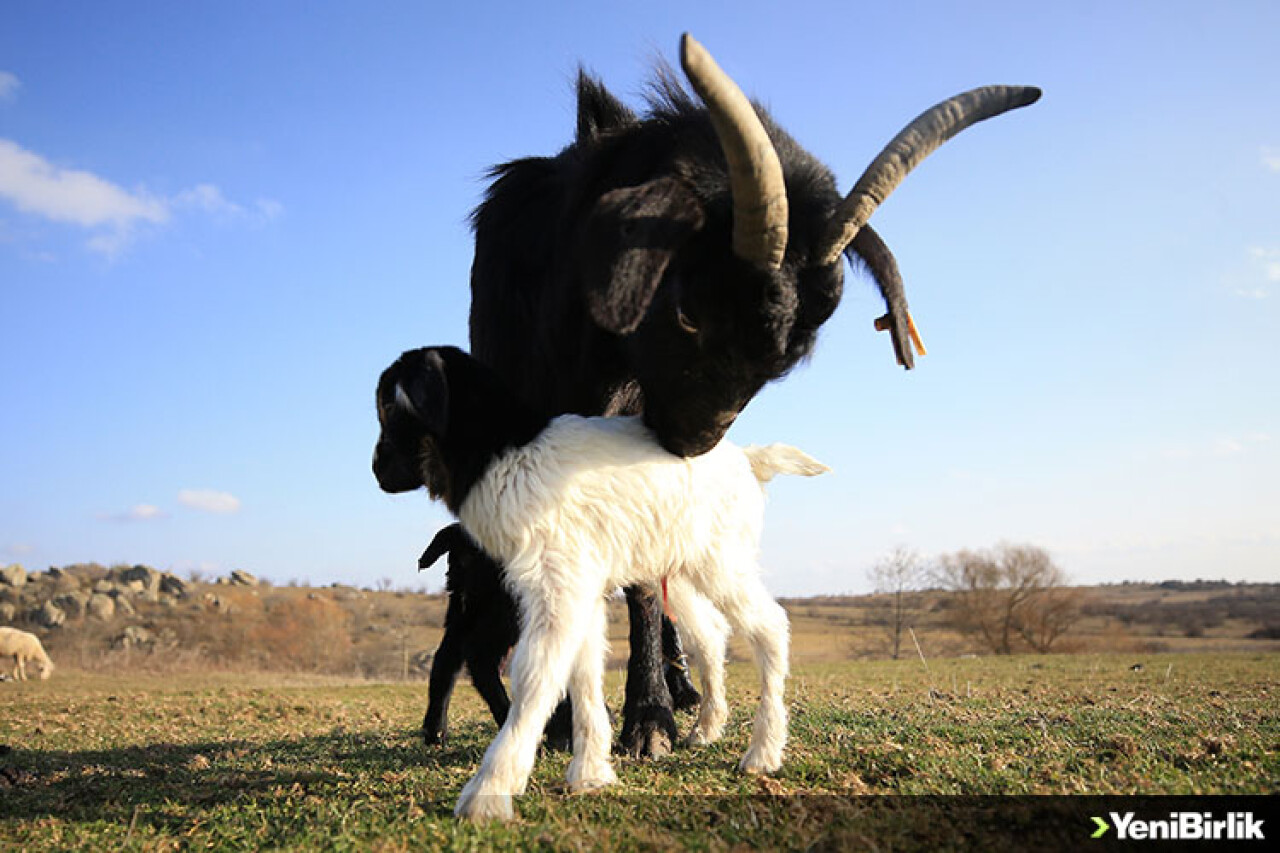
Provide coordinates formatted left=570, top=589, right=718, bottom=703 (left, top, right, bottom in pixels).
left=393, top=349, right=450, bottom=437
left=419, top=522, right=464, bottom=570
left=580, top=177, right=705, bottom=335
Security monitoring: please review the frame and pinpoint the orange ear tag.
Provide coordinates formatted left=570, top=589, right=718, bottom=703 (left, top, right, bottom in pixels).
left=874, top=312, right=927, bottom=365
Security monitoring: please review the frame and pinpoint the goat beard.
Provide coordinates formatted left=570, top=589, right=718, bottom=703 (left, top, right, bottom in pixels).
left=418, top=440, right=453, bottom=506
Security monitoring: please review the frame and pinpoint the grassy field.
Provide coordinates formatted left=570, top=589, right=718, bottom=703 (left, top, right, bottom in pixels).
left=1, top=652, right=1276, bottom=850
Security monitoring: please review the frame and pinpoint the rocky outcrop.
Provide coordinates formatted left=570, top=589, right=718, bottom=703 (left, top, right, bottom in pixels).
left=0, top=565, right=26, bottom=589
left=229, top=570, right=259, bottom=587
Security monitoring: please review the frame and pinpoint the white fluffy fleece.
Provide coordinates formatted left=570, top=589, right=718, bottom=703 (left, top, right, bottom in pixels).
left=0, top=626, right=54, bottom=681
left=452, top=414, right=825, bottom=821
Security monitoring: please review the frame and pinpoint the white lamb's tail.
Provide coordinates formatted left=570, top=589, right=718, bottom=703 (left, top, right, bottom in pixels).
left=743, top=443, right=830, bottom=484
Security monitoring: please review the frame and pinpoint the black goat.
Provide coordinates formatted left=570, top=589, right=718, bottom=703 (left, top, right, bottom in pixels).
left=461, top=34, right=1039, bottom=755
left=415, top=523, right=696, bottom=749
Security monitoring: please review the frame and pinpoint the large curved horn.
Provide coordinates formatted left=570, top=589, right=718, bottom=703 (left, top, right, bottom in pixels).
left=819, top=85, right=1042, bottom=266
left=680, top=33, right=788, bottom=271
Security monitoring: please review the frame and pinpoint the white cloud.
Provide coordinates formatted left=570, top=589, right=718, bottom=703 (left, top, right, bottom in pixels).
left=0, top=138, right=169, bottom=229
left=1263, top=146, right=1280, bottom=173
left=0, top=71, right=19, bottom=102
left=0, top=138, right=282, bottom=257
left=1235, top=247, right=1280, bottom=299
left=178, top=489, right=241, bottom=515
left=1150, top=432, right=1270, bottom=462
left=98, top=503, right=168, bottom=523
left=1211, top=437, right=1245, bottom=457
left=173, top=183, right=282, bottom=226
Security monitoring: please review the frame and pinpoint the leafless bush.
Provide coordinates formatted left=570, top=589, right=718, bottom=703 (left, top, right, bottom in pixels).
left=933, top=543, right=1082, bottom=654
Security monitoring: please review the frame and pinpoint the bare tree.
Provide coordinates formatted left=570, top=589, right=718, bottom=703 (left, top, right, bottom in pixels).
left=1016, top=585, right=1085, bottom=652
left=934, top=543, right=1080, bottom=654
left=868, top=547, right=928, bottom=659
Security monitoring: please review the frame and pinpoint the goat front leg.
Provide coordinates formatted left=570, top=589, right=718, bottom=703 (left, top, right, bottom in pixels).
left=565, top=597, right=616, bottom=792
left=455, top=586, right=595, bottom=822
left=619, top=584, right=678, bottom=758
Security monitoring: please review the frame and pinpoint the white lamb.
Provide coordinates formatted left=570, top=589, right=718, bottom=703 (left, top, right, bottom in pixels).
left=0, top=626, right=55, bottom=681
left=373, top=346, right=827, bottom=821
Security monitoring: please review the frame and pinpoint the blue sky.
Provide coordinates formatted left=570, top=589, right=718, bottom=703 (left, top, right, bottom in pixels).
left=1, top=2, right=1276, bottom=596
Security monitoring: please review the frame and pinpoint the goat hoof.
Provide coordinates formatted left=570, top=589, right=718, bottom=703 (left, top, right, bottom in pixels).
left=738, top=750, right=782, bottom=775
left=421, top=729, right=445, bottom=747
left=665, top=670, right=701, bottom=714
left=683, top=724, right=722, bottom=747
left=568, top=762, right=618, bottom=793
left=454, top=790, right=514, bottom=822
left=618, top=703, right=679, bottom=759
left=619, top=722, right=672, bottom=759
left=670, top=684, right=702, bottom=714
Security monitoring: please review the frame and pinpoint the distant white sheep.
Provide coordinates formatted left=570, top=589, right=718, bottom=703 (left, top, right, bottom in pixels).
left=0, top=627, right=54, bottom=681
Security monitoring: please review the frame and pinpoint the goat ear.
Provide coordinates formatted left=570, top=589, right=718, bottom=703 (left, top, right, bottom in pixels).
left=575, top=71, right=635, bottom=142
left=580, top=177, right=705, bottom=335
left=419, top=522, right=463, bottom=570
left=394, top=350, right=449, bottom=437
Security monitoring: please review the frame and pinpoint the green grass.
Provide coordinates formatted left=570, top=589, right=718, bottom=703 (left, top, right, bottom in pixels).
left=1, top=653, right=1276, bottom=850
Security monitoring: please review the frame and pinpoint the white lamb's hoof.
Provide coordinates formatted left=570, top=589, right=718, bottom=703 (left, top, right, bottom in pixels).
left=738, top=748, right=782, bottom=775
left=567, top=760, right=618, bottom=793
left=454, top=787, right=514, bottom=822
left=683, top=724, right=724, bottom=747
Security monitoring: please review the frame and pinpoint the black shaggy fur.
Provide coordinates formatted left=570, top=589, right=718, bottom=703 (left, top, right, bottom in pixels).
left=461, top=66, right=913, bottom=757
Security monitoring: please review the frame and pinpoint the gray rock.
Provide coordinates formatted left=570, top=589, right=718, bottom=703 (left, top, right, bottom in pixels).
left=229, top=569, right=258, bottom=587
left=159, top=574, right=188, bottom=599
left=87, top=594, right=116, bottom=621
left=0, top=564, right=27, bottom=589
left=33, top=600, right=65, bottom=629
left=114, top=625, right=154, bottom=649
left=115, top=565, right=161, bottom=594
left=53, top=591, right=89, bottom=620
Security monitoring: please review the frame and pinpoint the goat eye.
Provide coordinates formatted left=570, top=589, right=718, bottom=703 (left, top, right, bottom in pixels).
left=676, top=307, right=699, bottom=335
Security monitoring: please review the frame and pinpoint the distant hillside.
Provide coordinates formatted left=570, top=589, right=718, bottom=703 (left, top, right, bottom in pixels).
left=2, top=562, right=1277, bottom=679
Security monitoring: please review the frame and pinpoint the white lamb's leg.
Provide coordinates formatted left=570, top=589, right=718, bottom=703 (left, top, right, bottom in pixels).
left=665, top=580, right=729, bottom=746
left=701, top=560, right=790, bottom=775
left=565, top=597, right=617, bottom=793
left=454, top=579, right=597, bottom=822
left=15, top=655, right=26, bottom=682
